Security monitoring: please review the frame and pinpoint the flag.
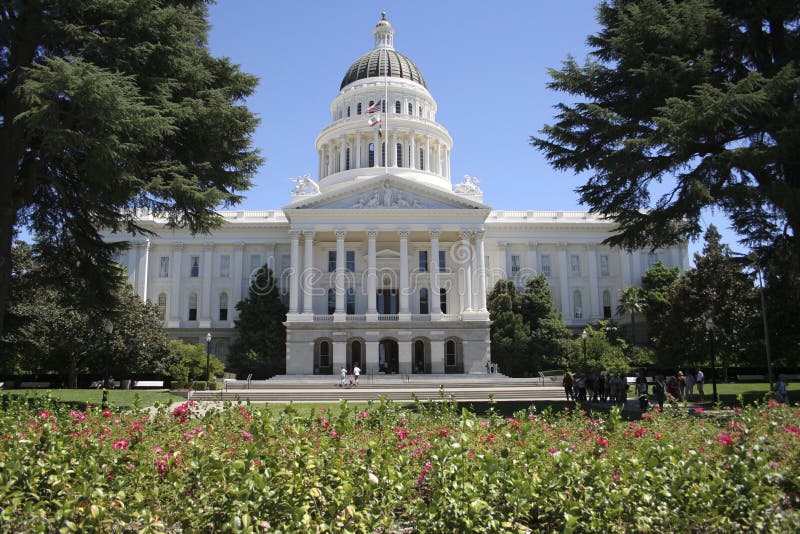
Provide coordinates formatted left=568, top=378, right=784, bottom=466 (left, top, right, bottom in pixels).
left=367, top=115, right=381, bottom=127
left=366, top=99, right=383, bottom=114
left=378, top=126, right=383, bottom=138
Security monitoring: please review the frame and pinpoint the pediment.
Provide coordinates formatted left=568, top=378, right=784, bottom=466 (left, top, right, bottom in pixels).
left=285, top=176, right=488, bottom=212
left=375, top=248, right=400, bottom=259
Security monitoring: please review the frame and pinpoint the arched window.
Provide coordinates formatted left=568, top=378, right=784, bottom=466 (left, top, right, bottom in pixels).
left=327, top=288, right=335, bottom=315
left=446, top=340, right=456, bottom=366
left=419, top=288, right=429, bottom=314
left=188, top=293, right=198, bottom=321
left=573, top=290, right=583, bottom=319
left=603, top=290, right=612, bottom=319
left=345, top=147, right=350, bottom=170
left=319, top=341, right=330, bottom=368
left=368, top=143, right=375, bottom=167
left=408, top=102, right=413, bottom=115
left=357, top=102, right=362, bottom=115
left=396, top=143, right=403, bottom=167
left=157, top=293, right=167, bottom=320
left=219, top=292, right=228, bottom=321
left=419, top=105, right=424, bottom=117
left=395, top=100, right=401, bottom=113
left=419, top=147, right=424, bottom=170
left=351, top=340, right=362, bottom=367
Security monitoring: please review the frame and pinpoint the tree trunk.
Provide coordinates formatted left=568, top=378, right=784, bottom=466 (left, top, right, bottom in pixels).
left=68, top=353, right=78, bottom=389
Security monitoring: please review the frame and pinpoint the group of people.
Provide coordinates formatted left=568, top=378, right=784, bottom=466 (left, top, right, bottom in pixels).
left=485, top=361, right=499, bottom=374
left=339, top=365, right=361, bottom=387
left=561, top=372, right=630, bottom=407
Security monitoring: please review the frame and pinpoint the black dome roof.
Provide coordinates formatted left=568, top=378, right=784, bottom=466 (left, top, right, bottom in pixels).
left=340, top=48, right=426, bottom=90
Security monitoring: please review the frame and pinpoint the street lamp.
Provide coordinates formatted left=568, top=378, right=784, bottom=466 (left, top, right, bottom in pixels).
left=704, top=317, right=719, bottom=403
left=581, top=329, right=588, bottom=371
left=102, top=319, right=114, bottom=389
left=205, top=332, right=212, bottom=386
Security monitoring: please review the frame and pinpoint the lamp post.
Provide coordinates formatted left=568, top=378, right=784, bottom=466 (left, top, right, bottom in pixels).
left=581, top=329, right=588, bottom=371
left=205, top=332, right=212, bottom=386
left=102, top=319, right=114, bottom=389
left=704, top=317, right=719, bottom=403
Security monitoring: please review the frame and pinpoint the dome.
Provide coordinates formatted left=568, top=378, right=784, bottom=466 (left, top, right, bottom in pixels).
left=340, top=48, right=427, bottom=90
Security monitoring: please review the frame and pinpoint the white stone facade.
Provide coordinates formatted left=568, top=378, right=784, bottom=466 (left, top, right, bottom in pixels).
left=111, top=16, right=688, bottom=375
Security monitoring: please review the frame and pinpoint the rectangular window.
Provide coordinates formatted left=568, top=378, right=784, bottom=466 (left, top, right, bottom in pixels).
left=511, top=254, right=521, bottom=274
left=219, top=255, right=230, bottom=278
left=419, top=250, right=428, bottom=272
left=346, top=250, right=355, bottom=272
left=190, top=256, right=200, bottom=277
left=327, top=289, right=335, bottom=315
left=328, top=251, right=336, bottom=272
left=419, top=288, right=429, bottom=314
left=219, top=294, right=228, bottom=321
left=439, top=250, right=447, bottom=272
left=440, top=289, right=447, bottom=315
left=249, top=254, right=262, bottom=275
left=600, top=254, right=610, bottom=276
left=570, top=254, right=581, bottom=276
left=346, top=288, right=355, bottom=314
left=188, top=294, right=197, bottom=321
left=541, top=255, right=551, bottom=276
left=159, top=256, right=169, bottom=278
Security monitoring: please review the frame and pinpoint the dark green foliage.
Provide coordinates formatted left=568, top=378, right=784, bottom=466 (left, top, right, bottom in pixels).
left=487, top=280, right=532, bottom=377
left=532, top=0, right=800, bottom=257
left=228, top=266, right=287, bottom=378
left=520, top=274, right=570, bottom=369
left=641, top=261, right=680, bottom=344
left=166, top=340, right=224, bottom=386
left=616, top=286, right=645, bottom=344
left=0, top=0, right=262, bottom=335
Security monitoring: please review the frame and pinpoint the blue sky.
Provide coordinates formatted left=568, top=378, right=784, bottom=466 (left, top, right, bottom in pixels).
left=206, top=1, right=739, bottom=261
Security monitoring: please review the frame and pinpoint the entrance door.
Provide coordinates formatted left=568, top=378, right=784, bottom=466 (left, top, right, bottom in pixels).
left=379, top=339, right=399, bottom=373
left=413, top=340, right=427, bottom=374
left=348, top=340, right=362, bottom=370
left=377, top=289, right=398, bottom=314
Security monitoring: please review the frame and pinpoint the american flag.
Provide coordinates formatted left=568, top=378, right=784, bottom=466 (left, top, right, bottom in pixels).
left=366, top=99, right=383, bottom=114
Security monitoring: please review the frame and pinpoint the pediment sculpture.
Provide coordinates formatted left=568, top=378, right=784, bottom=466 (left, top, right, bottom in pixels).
left=454, top=174, right=482, bottom=195
left=290, top=174, right=320, bottom=196
left=350, top=181, right=425, bottom=209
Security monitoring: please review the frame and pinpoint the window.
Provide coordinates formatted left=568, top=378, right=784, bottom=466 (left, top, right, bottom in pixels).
left=159, top=256, right=169, bottom=278
left=346, top=106, right=350, bottom=117
left=446, top=340, right=456, bottom=366
left=368, top=100, right=374, bottom=111
left=381, top=142, right=385, bottom=166
left=419, top=288, right=429, bottom=314
left=541, top=255, right=551, bottom=276
left=419, top=148, right=424, bottom=170
left=328, top=251, right=336, bottom=272
left=249, top=254, right=262, bottom=275
left=368, top=143, right=375, bottom=167
left=600, top=255, right=610, bottom=276
left=395, top=100, right=401, bottom=113
left=357, top=103, right=362, bottom=115
left=319, top=341, right=330, bottom=368
left=327, top=288, right=335, bottom=315
left=157, top=293, right=167, bottom=319
left=188, top=293, right=197, bottom=321
left=345, top=147, right=350, bottom=170
left=570, top=255, right=581, bottom=276
left=408, top=102, right=413, bottom=115
left=190, top=256, right=200, bottom=277
left=219, top=292, right=228, bottom=321
left=382, top=100, right=386, bottom=112
left=396, top=143, right=403, bottom=167
left=346, top=288, right=355, bottom=314
left=219, top=255, right=230, bottom=278
left=573, top=290, right=583, bottom=319
left=439, top=250, right=447, bottom=272
left=346, top=251, right=355, bottom=272
left=603, top=290, right=612, bottom=319
left=440, top=288, right=447, bottom=314
left=511, top=254, right=521, bottom=274
left=419, top=250, right=428, bottom=272
left=419, top=105, right=423, bottom=117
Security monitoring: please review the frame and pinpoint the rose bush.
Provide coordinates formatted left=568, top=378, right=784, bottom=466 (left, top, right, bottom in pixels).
left=0, top=395, right=798, bottom=532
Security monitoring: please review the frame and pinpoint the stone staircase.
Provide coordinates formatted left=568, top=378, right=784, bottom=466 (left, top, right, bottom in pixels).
left=189, top=374, right=564, bottom=403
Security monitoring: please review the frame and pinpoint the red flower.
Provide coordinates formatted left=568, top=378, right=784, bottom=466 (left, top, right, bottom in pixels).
left=239, top=430, right=254, bottom=443
left=715, top=433, right=734, bottom=446
left=784, top=426, right=800, bottom=437
left=360, top=411, right=370, bottom=419
left=655, top=432, right=664, bottom=440
left=767, top=399, right=780, bottom=408
left=694, top=407, right=704, bottom=414
left=37, top=410, right=52, bottom=419
left=113, top=439, right=129, bottom=450
left=395, top=428, right=409, bottom=441
left=102, top=409, right=113, bottom=418
left=596, top=436, right=609, bottom=448
left=634, top=427, right=646, bottom=438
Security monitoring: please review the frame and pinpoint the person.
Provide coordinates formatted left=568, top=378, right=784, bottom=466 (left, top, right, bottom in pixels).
left=666, top=375, right=680, bottom=402
left=695, top=369, right=705, bottom=402
left=652, top=375, right=667, bottom=410
left=617, top=374, right=629, bottom=408
left=685, top=370, right=695, bottom=400
left=353, top=365, right=361, bottom=386
left=576, top=374, right=587, bottom=402
left=676, top=371, right=686, bottom=402
left=348, top=372, right=355, bottom=387
left=776, top=375, right=789, bottom=403
left=562, top=372, right=574, bottom=401
left=339, top=367, right=347, bottom=387
left=486, top=361, right=490, bottom=374
left=636, top=372, right=649, bottom=411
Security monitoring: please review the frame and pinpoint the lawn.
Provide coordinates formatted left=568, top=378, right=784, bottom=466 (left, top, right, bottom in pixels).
left=1, top=389, right=185, bottom=408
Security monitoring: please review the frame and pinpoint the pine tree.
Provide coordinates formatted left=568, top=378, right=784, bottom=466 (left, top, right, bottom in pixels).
left=520, top=274, right=570, bottom=369
left=487, top=280, right=532, bottom=377
left=641, top=261, right=680, bottom=345
left=229, top=266, right=287, bottom=378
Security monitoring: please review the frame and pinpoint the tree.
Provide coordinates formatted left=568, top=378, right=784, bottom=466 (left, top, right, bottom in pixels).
left=641, top=261, right=680, bottom=344
left=0, top=1, right=262, bottom=336
left=519, top=274, right=570, bottom=369
left=532, top=1, right=800, bottom=256
left=565, top=326, right=630, bottom=375
left=228, top=266, right=287, bottom=378
left=166, top=340, right=224, bottom=387
left=487, top=280, right=532, bottom=377
left=616, top=286, right=645, bottom=344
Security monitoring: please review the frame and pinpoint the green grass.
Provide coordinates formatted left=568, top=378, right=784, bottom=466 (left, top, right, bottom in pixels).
left=2, top=389, right=185, bottom=408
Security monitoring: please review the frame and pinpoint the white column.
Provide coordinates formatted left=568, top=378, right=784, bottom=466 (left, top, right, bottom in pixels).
left=355, top=133, right=362, bottom=169
left=231, top=243, right=244, bottom=321
left=436, top=142, right=442, bottom=175
left=460, top=231, right=473, bottom=312
left=137, top=239, right=151, bottom=302
left=445, top=149, right=450, bottom=179
left=470, top=232, right=480, bottom=307
left=168, top=243, right=183, bottom=326
left=429, top=230, right=441, bottom=316
left=398, top=341, right=412, bottom=374
left=475, top=231, right=487, bottom=312
left=367, top=231, right=378, bottom=316
left=303, top=231, right=314, bottom=315
left=527, top=241, right=539, bottom=278
left=335, top=230, right=346, bottom=317
left=318, top=149, right=323, bottom=179
left=620, top=248, right=632, bottom=288
left=392, top=131, right=398, bottom=167
left=497, top=242, right=508, bottom=279
left=587, top=244, right=600, bottom=318
left=409, top=133, right=416, bottom=169
left=430, top=340, right=444, bottom=373
left=373, top=130, right=380, bottom=167
left=128, top=243, right=139, bottom=289
left=339, top=139, right=346, bottom=172
left=425, top=137, right=431, bottom=172
left=558, top=243, right=570, bottom=322
left=288, top=230, right=301, bottom=315
left=399, top=230, right=410, bottom=316
left=199, top=242, right=213, bottom=326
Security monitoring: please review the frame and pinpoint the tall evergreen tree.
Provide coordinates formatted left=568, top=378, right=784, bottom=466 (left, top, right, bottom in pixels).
left=228, top=266, right=287, bottom=378
left=487, top=280, right=532, bottom=377
left=532, top=1, right=800, bottom=257
left=641, top=261, right=680, bottom=345
left=0, top=1, right=262, bottom=336
left=520, top=274, right=570, bottom=369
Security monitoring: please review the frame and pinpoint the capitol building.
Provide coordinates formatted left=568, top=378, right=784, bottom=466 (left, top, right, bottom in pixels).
left=113, top=15, right=688, bottom=375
